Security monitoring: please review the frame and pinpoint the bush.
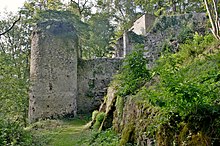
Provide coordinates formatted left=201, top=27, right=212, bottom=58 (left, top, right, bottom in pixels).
left=116, top=45, right=151, bottom=96
left=145, top=33, right=220, bottom=144
left=0, top=119, right=32, bottom=146
left=80, top=128, right=119, bottom=146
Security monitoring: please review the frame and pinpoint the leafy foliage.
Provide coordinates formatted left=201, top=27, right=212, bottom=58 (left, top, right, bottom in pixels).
left=0, top=13, right=30, bottom=126
left=0, top=119, right=32, bottom=146
left=115, top=45, right=151, bottom=96
left=134, top=0, right=204, bottom=16
left=149, top=33, right=218, bottom=114
left=139, top=33, right=220, bottom=144
left=107, top=33, right=220, bottom=145
left=82, top=13, right=115, bottom=58
left=79, top=128, right=120, bottom=146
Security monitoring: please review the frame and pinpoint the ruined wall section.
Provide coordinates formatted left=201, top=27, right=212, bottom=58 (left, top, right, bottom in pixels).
left=77, top=58, right=122, bottom=114
left=130, top=14, right=156, bottom=35
left=29, top=20, right=78, bottom=122
left=144, top=13, right=207, bottom=67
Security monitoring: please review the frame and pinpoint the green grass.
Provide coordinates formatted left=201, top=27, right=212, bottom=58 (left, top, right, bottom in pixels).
left=47, top=119, right=89, bottom=146
left=30, top=116, right=92, bottom=146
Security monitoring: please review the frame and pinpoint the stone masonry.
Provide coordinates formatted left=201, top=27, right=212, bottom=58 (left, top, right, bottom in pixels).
left=29, top=13, right=206, bottom=122
left=144, top=13, right=207, bottom=67
left=29, top=20, right=122, bottom=122
left=29, top=21, right=78, bottom=122
left=77, top=58, right=122, bottom=114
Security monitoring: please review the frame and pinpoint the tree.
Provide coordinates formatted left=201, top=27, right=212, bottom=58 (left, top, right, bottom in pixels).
left=83, top=13, right=115, bottom=58
left=134, top=0, right=204, bottom=16
left=67, top=0, right=92, bottom=17
left=0, top=15, right=21, bottom=36
left=96, top=0, right=141, bottom=47
left=96, top=0, right=139, bottom=27
left=204, top=0, right=220, bottom=40
left=0, top=12, right=31, bottom=126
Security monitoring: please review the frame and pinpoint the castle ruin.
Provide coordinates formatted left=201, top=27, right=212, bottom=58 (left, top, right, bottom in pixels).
left=29, top=20, right=121, bottom=122
left=29, top=12, right=207, bottom=122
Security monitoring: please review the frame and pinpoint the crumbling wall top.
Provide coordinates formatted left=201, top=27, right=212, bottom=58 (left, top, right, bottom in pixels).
left=33, top=20, right=77, bottom=38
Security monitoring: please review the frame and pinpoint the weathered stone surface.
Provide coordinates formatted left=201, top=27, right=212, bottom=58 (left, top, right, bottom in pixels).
left=29, top=13, right=207, bottom=124
left=77, top=58, right=122, bottom=114
left=130, top=14, right=156, bottom=35
left=29, top=20, right=122, bottom=122
left=144, top=13, right=207, bottom=67
left=29, top=20, right=78, bottom=122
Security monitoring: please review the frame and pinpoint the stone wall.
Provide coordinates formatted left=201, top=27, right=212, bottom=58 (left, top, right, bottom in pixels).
left=144, top=13, right=207, bottom=67
left=29, top=13, right=207, bottom=122
left=130, top=14, right=156, bottom=35
left=29, top=20, right=122, bottom=122
left=77, top=58, right=122, bottom=113
left=90, top=12, right=210, bottom=145
left=29, top=20, right=78, bottom=122
left=116, top=14, right=156, bottom=57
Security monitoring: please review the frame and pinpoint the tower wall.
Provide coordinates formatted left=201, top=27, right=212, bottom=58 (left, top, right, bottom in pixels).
left=29, top=21, right=78, bottom=122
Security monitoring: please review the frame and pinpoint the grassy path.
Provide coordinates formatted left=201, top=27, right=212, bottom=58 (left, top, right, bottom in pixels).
left=31, top=117, right=92, bottom=146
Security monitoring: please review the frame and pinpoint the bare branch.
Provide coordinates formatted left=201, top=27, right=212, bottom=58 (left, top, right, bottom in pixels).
left=78, top=0, right=88, bottom=15
left=70, top=0, right=88, bottom=16
left=0, top=15, right=21, bottom=36
left=204, top=0, right=220, bottom=39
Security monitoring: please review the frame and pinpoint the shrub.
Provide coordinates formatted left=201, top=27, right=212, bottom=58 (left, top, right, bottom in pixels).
left=145, top=33, right=220, bottom=144
left=116, top=45, right=151, bottom=96
left=87, top=128, right=120, bottom=146
left=0, top=119, right=32, bottom=146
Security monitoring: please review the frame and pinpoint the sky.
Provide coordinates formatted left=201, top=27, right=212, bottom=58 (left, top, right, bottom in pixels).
left=0, top=0, right=71, bottom=14
left=0, top=0, right=25, bottom=13
left=0, top=0, right=97, bottom=20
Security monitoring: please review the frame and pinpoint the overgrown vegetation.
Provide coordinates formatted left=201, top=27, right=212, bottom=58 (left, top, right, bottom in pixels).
left=107, top=33, right=220, bottom=145
left=0, top=119, right=32, bottom=146
left=146, top=33, right=220, bottom=145
left=23, top=116, right=120, bottom=146
left=115, top=45, right=151, bottom=96
left=78, top=128, right=120, bottom=146
left=86, top=32, right=220, bottom=145
left=29, top=116, right=91, bottom=146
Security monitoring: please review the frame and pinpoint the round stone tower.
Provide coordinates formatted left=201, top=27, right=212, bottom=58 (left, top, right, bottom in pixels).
left=29, top=20, right=78, bottom=122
